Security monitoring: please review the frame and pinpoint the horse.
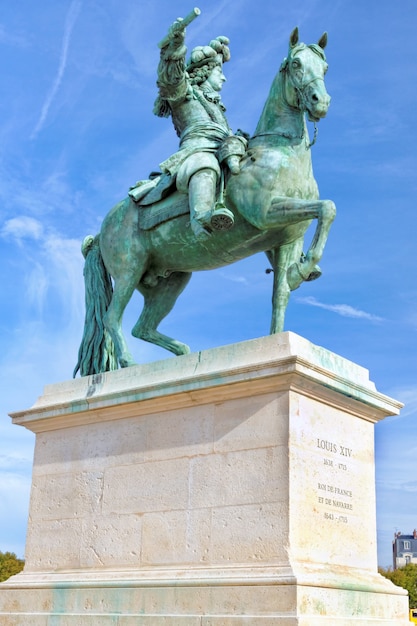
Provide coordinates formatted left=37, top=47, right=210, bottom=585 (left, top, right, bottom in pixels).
left=74, top=27, right=336, bottom=377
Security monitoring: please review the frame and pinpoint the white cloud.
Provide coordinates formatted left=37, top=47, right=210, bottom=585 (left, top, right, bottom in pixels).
left=297, top=296, right=384, bottom=322
left=1, top=215, right=44, bottom=241
left=219, top=272, right=249, bottom=285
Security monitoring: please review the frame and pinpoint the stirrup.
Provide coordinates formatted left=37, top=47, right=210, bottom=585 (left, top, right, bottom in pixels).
left=210, top=205, right=234, bottom=231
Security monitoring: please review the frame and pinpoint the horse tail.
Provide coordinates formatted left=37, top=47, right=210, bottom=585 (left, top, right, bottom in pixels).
left=73, top=235, right=118, bottom=377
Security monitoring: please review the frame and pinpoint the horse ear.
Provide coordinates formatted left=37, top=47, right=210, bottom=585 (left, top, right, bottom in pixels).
left=289, top=27, right=299, bottom=48
left=318, top=32, right=328, bottom=49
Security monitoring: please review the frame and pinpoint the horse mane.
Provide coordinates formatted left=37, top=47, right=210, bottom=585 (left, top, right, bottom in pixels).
left=307, top=43, right=327, bottom=61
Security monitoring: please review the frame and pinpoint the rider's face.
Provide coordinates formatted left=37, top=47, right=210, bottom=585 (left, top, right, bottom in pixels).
left=206, top=65, right=226, bottom=92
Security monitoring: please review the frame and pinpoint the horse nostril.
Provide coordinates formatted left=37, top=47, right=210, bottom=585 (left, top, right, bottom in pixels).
left=312, top=93, right=319, bottom=102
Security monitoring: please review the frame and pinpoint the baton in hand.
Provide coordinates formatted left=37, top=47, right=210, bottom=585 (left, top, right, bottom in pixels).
left=158, top=7, right=201, bottom=48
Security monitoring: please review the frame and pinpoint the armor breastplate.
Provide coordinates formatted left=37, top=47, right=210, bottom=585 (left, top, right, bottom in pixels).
left=171, top=89, right=230, bottom=139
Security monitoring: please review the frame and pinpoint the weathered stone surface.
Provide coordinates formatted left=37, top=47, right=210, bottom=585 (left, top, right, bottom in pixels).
left=0, top=333, right=409, bottom=624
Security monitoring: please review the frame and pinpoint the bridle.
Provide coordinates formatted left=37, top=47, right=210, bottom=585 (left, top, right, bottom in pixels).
left=279, top=43, right=327, bottom=147
left=251, top=43, right=327, bottom=150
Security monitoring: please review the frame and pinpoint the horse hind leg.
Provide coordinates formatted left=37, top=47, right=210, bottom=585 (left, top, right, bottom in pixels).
left=267, top=239, right=303, bottom=334
left=104, top=271, right=142, bottom=368
left=133, top=271, right=192, bottom=355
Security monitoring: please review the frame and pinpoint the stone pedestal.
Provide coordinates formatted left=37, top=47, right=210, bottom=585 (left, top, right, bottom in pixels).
left=0, top=333, right=409, bottom=624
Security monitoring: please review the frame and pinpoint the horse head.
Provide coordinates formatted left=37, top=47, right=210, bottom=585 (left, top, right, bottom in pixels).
left=280, top=27, right=330, bottom=122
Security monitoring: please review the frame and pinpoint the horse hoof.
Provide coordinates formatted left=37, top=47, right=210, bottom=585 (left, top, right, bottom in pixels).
left=287, top=262, right=322, bottom=290
left=119, top=356, right=137, bottom=368
left=173, top=342, right=191, bottom=356
left=210, top=206, right=234, bottom=231
left=305, top=264, right=322, bottom=282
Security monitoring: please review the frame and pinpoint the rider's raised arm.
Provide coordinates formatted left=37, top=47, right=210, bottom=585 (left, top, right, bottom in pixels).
left=153, top=17, right=192, bottom=117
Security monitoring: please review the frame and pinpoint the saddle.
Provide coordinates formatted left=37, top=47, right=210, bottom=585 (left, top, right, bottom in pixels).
left=129, top=172, right=189, bottom=231
left=129, top=134, right=248, bottom=231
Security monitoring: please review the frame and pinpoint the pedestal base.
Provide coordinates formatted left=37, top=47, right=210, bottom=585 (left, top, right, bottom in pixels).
left=0, top=577, right=410, bottom=625
left=0, top=333, right=409, bottom=624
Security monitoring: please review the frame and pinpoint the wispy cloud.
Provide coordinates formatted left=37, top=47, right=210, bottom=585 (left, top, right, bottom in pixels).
left=26, top=261, right=49, bottom=314
left=219, top=272, right=249, bottom=285
left=384, top=387, right=417, bottom=419
left=0, top=24, right=28, bottom=48
left=0, top=469, right=32, bottom=557
left=400, top=481, right=417, bottom=494
left=297, top=296, right=384, bottom=321
left=31, top=0, right=82, bottom=139
left=1, top=215, right=84, bottom=321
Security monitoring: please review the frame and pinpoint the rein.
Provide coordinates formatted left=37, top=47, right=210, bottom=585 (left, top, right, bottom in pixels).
left=251, top=124, right=318, bottom=149
left=308, top=122, right=318, bottom=148
left=252, top=70, right=321, bottom=148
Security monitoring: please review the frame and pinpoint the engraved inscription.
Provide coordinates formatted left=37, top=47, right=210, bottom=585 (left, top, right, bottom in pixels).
left=316, top=439, right=354, bottom=523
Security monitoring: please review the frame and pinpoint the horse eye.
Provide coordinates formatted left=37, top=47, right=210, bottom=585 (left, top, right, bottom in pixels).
left=292, top=59, right=301, bottom=69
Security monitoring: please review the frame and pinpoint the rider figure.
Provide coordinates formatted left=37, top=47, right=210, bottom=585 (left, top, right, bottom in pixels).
left=153, top=17, right=247, bottom=238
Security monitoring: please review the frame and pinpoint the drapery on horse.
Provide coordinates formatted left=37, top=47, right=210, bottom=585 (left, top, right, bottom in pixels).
left=74, top=27, right=336, bottom=377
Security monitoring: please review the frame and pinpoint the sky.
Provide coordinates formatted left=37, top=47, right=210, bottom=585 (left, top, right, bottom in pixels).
left=0, top=0, right=416, bottom=570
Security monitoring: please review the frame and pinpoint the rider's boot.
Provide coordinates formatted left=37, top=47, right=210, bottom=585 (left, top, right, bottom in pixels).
left=188, top=168, right=234, bottom=237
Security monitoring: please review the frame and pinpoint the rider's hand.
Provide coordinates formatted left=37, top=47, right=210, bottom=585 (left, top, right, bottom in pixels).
left=169, top=19, right=186, bottom=41
left=226, top=155, right=241, bottom=175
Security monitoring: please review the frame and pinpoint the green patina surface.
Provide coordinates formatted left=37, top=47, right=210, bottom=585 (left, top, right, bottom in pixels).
left=74, top=10, right=335, bottom=377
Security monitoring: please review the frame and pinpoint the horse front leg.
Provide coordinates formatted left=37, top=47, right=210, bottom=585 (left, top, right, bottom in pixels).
left=261, top=196, right=336, bottom=291
left=266, top=239, right=304, bottom=333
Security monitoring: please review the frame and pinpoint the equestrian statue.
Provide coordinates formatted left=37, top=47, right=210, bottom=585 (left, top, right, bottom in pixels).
left=74, top=8, right=336, bottom=377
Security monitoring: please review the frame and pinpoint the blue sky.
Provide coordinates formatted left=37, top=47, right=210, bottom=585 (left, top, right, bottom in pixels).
left=0, top=0, right=416, bottom=570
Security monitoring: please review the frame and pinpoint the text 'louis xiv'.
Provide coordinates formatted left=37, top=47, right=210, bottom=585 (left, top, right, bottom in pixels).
left=317, top=439, right=352, bottom=457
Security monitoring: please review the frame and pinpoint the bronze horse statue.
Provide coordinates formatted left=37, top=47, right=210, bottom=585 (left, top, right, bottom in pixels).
left=74, top=28, right=335, bottom=377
